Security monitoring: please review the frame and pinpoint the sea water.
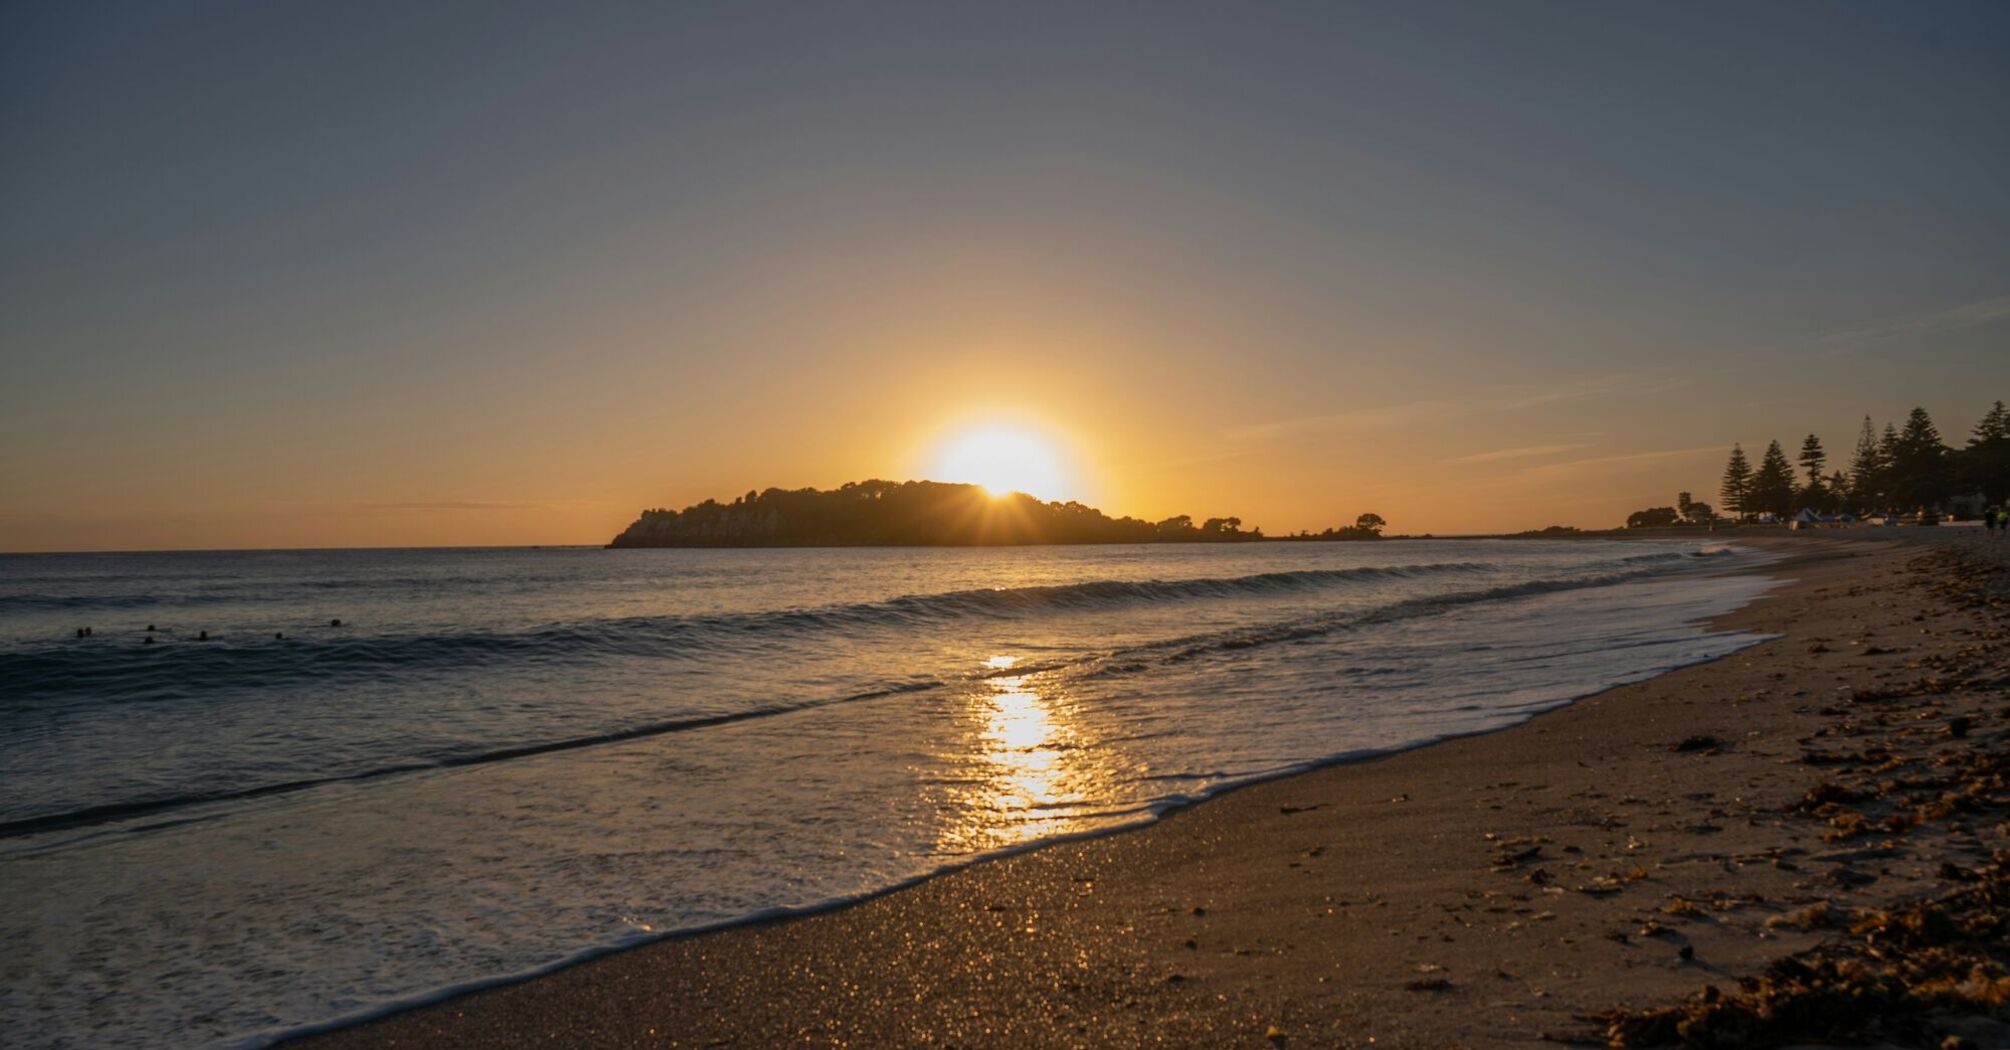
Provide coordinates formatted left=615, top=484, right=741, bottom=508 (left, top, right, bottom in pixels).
left=0, top=539, right=1775, bottom=1047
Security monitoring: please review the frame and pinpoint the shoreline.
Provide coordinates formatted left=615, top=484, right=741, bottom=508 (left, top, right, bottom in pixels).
left=292, top=532, right=2009, bottom=1048
left=260, top=552, right=1768, bottom=1047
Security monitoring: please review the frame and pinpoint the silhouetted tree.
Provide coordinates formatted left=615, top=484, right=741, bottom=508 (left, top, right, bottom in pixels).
left=1720, top=444, right=1752, bottom=519
left=1355, top=512, right=1386, bottom=535
left=1626, top=507, right=1679, bottom=528
left=1959, top=400, right=2010, bottom=503
left=1797, top=434, right=1826, bottom=486
left=1975, top=400, right=2009, bottom=443
left=1792, top=435, right=1829, bottom=512
left=1750, top=440, right=1796, bottom=518
left=1878, top=422, right=1902, bottom=499
left=1796, top=434, right=1824, bottom=487
left=1889, top=407, right=1948, bottom=511
left=1846, top=416, right=1885, bottom=511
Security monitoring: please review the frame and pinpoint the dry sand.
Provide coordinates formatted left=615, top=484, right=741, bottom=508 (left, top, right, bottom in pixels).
left=293, top=529, right=2010, bottom=1049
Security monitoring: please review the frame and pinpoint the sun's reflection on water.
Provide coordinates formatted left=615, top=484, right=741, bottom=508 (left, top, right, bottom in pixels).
left=935, top=654, right=1110, bottom=855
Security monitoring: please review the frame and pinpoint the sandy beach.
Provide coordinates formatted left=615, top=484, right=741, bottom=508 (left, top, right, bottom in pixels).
left=292, top=530, right=2010, bottom=1049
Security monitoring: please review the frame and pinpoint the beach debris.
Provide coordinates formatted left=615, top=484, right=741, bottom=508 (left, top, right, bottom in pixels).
left=1599, top=852, right=2010, bottom=1047
left=1576, top=868, right=1649, bottom=896
left=1659, top=896, right=1708, bottom=918
left=1489, top=834, right=1548, bottom=872
left=1764, top=902, right=1838, bottom=931
left=1600, top=547, right=2010, bottom=1047
left=1671, top=735, right=1723, bottom=753
left=1403, top=975, right=1451, bottom=992
left=1794, top=781, right=1870, bottom=810
left=1800, top=745, right=1888, bottom=765
left=330, top=618, right=343, bottom=627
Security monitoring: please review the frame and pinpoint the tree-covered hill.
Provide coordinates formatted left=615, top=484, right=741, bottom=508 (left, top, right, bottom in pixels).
left=608, top=479, right=1275, bottom=547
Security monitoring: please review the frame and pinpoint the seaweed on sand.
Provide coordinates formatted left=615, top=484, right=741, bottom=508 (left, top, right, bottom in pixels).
left=1597, top=853, right=2010, bottom=1047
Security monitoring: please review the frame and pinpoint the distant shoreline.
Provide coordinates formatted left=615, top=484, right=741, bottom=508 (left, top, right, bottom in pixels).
left=9, top=521, right=1965, bottom=557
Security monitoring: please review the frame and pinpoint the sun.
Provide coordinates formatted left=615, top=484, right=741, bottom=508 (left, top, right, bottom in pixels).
left=928, top=425, right=1071, bottom=499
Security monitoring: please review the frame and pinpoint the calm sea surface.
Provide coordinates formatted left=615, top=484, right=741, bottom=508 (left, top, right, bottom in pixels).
left=0, top=540, right=1775, bottom=1047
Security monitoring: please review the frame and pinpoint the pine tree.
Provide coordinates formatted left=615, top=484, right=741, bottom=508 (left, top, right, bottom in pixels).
left=1751, top=440, right=1796, bottom=517
left=1797, top=434, right=1826, bottom=487
left=1873, top=423, right=1903, bottom=510
left=1847, top=416, right=1883, bottom=510
left=1720, top=444, right=1752, bottom=519
left=1972, top=400, right=2008, bottom=445
left=1795, top=434, right=1828, bottom=512
left=1961, top=399, right=2009, bottom=503
left=1891, top=407, right=1948, bottom=511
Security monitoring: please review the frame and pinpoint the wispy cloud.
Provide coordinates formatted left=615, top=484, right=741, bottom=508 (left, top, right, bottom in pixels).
left=1442, top=442, right=1586, bottom=465
left=1227, top=400, right=1454, bottom=443
left=1807, top=293, right=2010, bottom=353
left=366, top=501, right=547, bottom=512
left=1517, top=445, right=1723, bottom=478
left=1495, top=374, right=1689, bottom=412
left=1231, top=372, right=1686, bottom=447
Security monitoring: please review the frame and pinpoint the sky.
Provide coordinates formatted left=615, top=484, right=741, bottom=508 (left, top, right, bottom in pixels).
left=4, top=1, right=2008, bottom=550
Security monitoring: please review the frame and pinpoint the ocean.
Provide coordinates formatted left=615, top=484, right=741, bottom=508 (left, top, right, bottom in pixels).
left=0, top=539, right=1775, bottom=1047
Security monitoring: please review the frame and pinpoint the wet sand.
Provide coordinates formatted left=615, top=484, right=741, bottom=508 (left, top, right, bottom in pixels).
left=294, top=530, right=2010, bottom=1049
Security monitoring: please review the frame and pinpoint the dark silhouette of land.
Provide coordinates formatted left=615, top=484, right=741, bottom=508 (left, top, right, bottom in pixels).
left=608, top=479, right=1385, bottom=548
left=1615, top=400, right=2008, bottom=529
left=1710, top=401, right=2007, bottom=522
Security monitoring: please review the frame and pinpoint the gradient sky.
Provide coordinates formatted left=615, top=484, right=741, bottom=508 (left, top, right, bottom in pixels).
left=5, top=1, right=2008, bottom=550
